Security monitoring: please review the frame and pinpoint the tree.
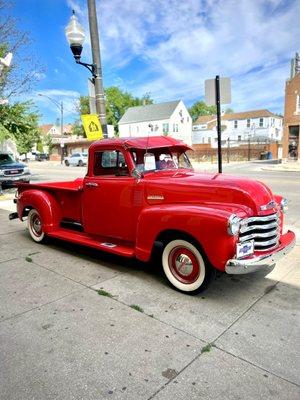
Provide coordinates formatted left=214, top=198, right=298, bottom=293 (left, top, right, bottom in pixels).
left=188, top=101, right=217, bottom=122
left=0, top=101, right=40, bottom=154
left=74, top=87, right=153, bottom=135
left=0, top=0, right=43, bottom=98
left=224, top=107, right=234, bottom=114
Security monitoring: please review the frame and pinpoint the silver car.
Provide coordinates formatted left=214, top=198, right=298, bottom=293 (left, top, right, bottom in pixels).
left=64, top=152, right=88, bottom=167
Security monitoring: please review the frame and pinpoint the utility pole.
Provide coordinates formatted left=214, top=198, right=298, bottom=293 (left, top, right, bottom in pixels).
left=215, top=75, right=222, bottom=173
left=87, top=0, right=107, bottom=138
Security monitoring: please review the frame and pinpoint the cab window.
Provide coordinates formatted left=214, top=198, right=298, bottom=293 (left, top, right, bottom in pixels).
left=93, top=150, right=129, bottom=176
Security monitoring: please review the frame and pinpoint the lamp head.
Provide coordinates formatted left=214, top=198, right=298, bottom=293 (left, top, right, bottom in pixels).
left=65, top=11, right=85, bottom=48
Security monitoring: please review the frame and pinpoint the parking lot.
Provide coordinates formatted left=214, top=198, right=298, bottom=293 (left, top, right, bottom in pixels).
left=0, top=161, right=299, bottom=400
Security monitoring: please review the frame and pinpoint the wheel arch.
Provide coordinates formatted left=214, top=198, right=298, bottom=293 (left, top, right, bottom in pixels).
left=135, top=204, right=237, bottom=271
left=17, top=189, right=62, bottom=233
left=154, top=229, right=211, bottom=266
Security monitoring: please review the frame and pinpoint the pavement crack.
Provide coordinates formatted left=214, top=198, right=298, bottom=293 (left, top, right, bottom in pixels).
left=213, top=345, right=300, bottom=388
left=0, top=291, right=81, bottom=324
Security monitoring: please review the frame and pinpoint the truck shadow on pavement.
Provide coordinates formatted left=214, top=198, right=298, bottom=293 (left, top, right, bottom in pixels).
left=30, top=233, right=296, bottom=302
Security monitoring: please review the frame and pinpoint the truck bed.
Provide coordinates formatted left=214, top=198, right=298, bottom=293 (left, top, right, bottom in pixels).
left=17, top=178, right=84, bottom=222
left=17, top=178, right=84, bottom=192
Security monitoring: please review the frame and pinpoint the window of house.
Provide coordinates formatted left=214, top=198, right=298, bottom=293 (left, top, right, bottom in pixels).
left=297, top=95, right=300, bottom=112
left=202, top=137, right=205, bottom=144
left=259, top=118, right=264, bottom=127
left=234, top=120, right=238, bottom=129
left=163, top=123, right=169, bottom=134
left=187, top=116, right=189, bottom=122
left=247, top=119, right=250, bottom=128
left=238, top=135, right=242, bottom=141
left=137, top=126, right=139, bottom=133
left=208, top=137, right=211, bottom=144
left=173, top=124, right=178, bottom=132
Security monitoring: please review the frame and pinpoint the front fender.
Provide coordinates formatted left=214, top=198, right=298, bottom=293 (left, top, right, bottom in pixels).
left=17, top=189, right=62, bottom=233
left=135, top=204, right=239, bottom=271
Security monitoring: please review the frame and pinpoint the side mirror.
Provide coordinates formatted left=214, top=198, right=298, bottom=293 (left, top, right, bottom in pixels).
left=132, top=168, right=143, bottom=179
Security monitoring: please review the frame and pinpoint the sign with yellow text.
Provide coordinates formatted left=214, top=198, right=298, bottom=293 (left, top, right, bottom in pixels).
left=81, top=114, right=103, bottom=140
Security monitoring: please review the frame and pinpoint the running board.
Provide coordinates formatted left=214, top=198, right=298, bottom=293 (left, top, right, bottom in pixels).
left=47, top=229, right=135, bottom=257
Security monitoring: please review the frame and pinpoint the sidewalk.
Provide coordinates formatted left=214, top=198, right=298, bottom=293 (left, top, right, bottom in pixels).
left=0, top=208, right=299, bottom=399
left=262, top=161, right=300, bottom=172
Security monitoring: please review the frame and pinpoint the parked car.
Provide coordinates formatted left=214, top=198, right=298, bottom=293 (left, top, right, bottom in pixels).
left=35, top=153, right=49, bottom=162
left=19, top=152, right=37, bottom=162
left=10, top=136, right=295, bottom=294
left=64, top=152, right=88, bottom=167
left=0, top=152, right=31, bottom=189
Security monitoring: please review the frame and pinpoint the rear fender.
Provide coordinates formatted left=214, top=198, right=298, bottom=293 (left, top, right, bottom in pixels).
left=17, top=190, right=62, bottom=233
left=135, top=205, right=238, bottom=271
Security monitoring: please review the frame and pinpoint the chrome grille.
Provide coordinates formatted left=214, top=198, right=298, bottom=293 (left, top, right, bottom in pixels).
left=4, top=169, right=23, bottom=175
left=239, top=213, right=280, bottom=252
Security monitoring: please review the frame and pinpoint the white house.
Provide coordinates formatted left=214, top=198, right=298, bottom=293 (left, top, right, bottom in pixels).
left=192, top=109, right=283, bottom=147
left=118, top=100, right=193, bottom=145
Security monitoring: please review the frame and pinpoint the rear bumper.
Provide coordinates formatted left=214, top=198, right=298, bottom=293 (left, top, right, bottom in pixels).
left=225, top=230, right=296, bottom=274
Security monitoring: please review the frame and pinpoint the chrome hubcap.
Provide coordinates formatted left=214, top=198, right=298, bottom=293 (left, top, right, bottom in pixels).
left=174, top=254, right=193, bottom=276
left=32, top=214, right=42, bottom=236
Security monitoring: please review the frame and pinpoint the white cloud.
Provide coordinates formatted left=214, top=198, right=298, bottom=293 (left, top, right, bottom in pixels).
left=33, top=89, right=80, bottom=118
left=33, top=72, right=46, bottom=80
left=67, top=0, right=300, bottom=113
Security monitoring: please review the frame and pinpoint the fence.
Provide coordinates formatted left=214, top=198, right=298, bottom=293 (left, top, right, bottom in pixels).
left=190, top=138, right=280, bottom=163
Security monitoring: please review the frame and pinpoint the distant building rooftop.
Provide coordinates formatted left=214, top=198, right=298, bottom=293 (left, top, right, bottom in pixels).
left=119, top=100, right=181, bottom=124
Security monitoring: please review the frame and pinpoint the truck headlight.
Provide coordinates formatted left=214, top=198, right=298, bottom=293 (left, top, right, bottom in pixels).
left=280, top=198, right=288, bottom=214
left=0, top=169, right=4, bottom=176
left=23, top=167, right=30, bottom=174
left=228, top=214, right=241, bottom=236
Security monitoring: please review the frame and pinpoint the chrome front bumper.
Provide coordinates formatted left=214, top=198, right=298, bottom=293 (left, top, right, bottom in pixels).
left=225, top=230, right=296, bottom=275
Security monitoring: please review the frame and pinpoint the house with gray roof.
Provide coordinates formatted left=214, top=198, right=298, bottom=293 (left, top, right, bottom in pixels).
left=118, top=100, right=192, bottom=145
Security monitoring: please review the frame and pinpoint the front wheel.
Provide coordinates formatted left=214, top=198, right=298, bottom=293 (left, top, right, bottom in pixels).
left=27, top=209, right=46, bottom=243
left=78, top=160, right=83, bottom=167
left=162, top=239, right=214, bottom=294
left=65, top=160, right=70, bottom=166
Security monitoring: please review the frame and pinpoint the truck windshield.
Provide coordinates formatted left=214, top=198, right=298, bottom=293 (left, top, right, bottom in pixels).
left=131, top=149, right=193, bottom=173
left=0, top=153, right=15, bottom=165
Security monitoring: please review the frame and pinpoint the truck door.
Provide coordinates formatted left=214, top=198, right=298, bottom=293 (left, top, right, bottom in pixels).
left=82, top=149, right=135, bottom=242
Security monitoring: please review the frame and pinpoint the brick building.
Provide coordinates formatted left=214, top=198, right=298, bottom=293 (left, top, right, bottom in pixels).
left=282, top=53, right=300, bottom=160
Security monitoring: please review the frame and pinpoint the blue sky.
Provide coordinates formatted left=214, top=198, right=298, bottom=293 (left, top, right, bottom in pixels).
left=11, top=0, right=300, bottom=124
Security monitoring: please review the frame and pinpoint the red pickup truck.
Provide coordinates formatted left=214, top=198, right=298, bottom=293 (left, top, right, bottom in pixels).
left=10, top=136, right=295, bottom=294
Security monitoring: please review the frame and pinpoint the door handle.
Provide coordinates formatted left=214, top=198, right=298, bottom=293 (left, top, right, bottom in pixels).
left=85, top=182, right=99, bottom=187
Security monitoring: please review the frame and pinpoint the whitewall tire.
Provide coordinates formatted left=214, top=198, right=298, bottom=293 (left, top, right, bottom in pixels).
left=27, top=209, right=45, bottom=243
left=162, top=239, right=211, bottom=294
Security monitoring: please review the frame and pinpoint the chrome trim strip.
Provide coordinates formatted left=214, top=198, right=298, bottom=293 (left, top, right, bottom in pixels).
left=240, top=221, right=278, bottom=233
left=239, top=228, right=279, bottom=242
left=254, top=238, right=279, bottom=247
left=225, top=232, right=296, bottom=274
left=243, top=213, right=279, bottom=224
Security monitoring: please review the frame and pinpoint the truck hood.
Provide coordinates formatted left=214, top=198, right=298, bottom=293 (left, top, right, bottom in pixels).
left=144, top=170, right=277, bottom=217
left=0, top=162, right=26, bottom=170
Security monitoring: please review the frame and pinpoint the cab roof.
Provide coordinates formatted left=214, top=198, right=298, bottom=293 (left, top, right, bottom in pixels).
left=90, top=136, right=191, bottom=151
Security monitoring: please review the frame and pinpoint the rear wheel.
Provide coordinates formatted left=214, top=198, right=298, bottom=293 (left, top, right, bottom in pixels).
left=65, top=160, right=70, bottom=166
left=27, top=209, right=45, bottom=243
left=162, top=239, right=214, bottom=294
left=78, top=160, right=83, bottom=166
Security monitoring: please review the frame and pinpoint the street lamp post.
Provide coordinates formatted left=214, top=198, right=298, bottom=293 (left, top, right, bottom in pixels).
left=38, top=94, right=64, bottom=164
left=65, top=3, right=107, bottom=138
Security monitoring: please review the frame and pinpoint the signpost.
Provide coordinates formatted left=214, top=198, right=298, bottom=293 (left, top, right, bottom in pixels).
left=205, top=76, right=231, bottom=173
left=81, top=114, right=103, bottom=140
